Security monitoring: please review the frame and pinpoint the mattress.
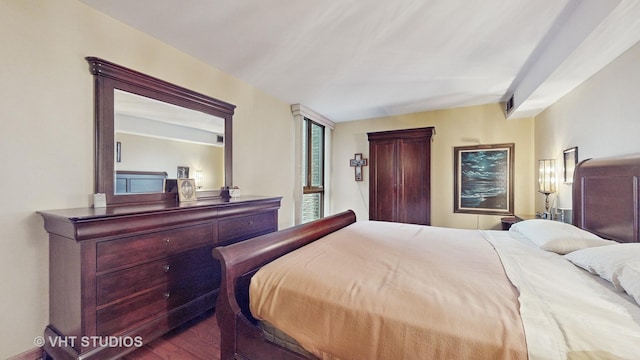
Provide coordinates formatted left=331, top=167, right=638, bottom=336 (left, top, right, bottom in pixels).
left=250, top=220, right=640, bottom=359
left=483, top=229, right=640, bottom=359
left=250, top=221, right=527, bottom=359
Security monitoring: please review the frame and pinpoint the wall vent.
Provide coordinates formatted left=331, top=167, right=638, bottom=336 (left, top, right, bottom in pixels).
left=505, top=94, right=515, bottom=115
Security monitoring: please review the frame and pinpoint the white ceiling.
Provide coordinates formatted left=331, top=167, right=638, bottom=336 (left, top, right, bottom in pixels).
left=80, top=0, right=640, bottom=122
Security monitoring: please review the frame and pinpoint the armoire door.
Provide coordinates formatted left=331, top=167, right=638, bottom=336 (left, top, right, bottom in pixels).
left=396, top=136, right=430, bottom=224
left=369, top=138, right=398, bottom=222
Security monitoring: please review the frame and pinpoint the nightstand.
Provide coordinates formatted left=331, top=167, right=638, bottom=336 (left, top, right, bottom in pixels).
left=500, top=214, right=537, bottom=230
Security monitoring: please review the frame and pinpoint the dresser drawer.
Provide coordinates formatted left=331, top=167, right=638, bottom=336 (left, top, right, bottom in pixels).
left=96, top=246, right=217, bottom=335
left=166, top=245, right=220, bottom=302
left=218, top=211, right=277, bottom=245
left=97, top=258, right=169, bottom=306
left=97, top=285, right=169, bottom=336
left=97, top=245, right=217, bottom=306
left=96, top=223, right=214, bottom=273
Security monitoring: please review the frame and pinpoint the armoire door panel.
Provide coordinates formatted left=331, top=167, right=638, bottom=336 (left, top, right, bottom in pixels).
left=397, top=137, right=430, bottom=224
left=369, top=139, right=397, bottom=222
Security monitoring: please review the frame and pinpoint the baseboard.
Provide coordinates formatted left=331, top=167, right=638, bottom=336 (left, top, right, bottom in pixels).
left=7, top=347, right=44, bottom=360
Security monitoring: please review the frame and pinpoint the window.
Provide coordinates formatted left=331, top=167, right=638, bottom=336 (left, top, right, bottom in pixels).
left=291, top=104, right=334, bottom=225
left=302, top=118, right=325, bottom=223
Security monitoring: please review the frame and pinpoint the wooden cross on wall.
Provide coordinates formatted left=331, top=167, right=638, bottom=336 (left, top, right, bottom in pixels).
left=349, top=153, right=368, bottom=181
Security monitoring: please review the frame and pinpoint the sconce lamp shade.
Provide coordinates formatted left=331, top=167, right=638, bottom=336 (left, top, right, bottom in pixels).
left=538, top=159, right=556, bottom=194
left=195, top=170, right=204, bottom=189
left=538, top=159, right=556, bottom=213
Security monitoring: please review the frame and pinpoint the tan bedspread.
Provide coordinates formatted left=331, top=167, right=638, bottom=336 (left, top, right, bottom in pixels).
left=249, top=221, right=527, bottom=359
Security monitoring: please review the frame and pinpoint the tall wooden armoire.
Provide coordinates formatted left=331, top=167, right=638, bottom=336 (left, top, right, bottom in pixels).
left=368, top=127, right=434, bottom=225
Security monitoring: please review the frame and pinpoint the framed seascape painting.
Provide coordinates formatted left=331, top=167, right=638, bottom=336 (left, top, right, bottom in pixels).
left=454, top=143, right=514, bottom=215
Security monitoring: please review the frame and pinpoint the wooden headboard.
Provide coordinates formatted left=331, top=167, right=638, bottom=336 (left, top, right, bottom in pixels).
left=573, top=153, right=640, bottom=243
left=115, top=170, right=168, bottom=194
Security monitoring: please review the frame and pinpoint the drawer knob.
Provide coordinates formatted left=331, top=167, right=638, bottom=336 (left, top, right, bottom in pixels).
left=163, top=264, right=170, bottom=273
left=164, top=291, right=171, bottom=299
left=248, top=221, right=254, bottom=226
left=163, top=238, right=171, bottom=245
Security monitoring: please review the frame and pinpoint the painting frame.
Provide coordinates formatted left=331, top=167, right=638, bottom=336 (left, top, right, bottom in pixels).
left=177, top=178, right=197, bottom=202
left=116, top=141, right=122, bottom=163
left=177, top=166, right=190, bottom=179
left=563, top=146, right=578, bottom=184
left=454, top=143, right=514, bottom=215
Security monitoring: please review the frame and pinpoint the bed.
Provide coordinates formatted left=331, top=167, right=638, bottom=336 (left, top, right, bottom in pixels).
left=213, top=153, right=640, bottom=360
left=115, top=170, right=168, bottom=194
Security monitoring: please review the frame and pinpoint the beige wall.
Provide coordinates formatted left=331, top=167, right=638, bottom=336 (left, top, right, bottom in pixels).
left=534, top=41, right=640, bottom=213
left=0, top=1, right=294, bottom=357
left=331, top=103, right=535, bottom=229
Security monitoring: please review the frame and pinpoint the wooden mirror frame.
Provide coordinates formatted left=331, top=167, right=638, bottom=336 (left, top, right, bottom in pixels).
left=87, top=57, right=235, bottom=205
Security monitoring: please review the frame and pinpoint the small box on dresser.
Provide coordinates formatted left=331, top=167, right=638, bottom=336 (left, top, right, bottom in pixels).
left=38, top=196, right=281, bottom=360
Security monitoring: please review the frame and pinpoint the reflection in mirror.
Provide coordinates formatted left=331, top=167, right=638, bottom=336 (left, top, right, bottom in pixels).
left=87, top=56, right=235, bottom=206
left=114, top=90, right=225, bottom=194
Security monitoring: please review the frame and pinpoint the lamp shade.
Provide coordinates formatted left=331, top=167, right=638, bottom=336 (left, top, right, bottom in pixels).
left=195, top=170, right=204, bottom=189
left=538, top=159, right=556, bottom=194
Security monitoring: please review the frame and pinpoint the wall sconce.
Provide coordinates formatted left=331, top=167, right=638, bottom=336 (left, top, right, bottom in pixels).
left=538, top=159, right=556, bottom=212
left=195, top=170, right=204, bottom=189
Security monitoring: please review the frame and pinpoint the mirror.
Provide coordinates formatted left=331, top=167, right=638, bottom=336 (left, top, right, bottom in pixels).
left=87, top=57, right=235, bottom=206
left=114, top=90, right=225, bottom=193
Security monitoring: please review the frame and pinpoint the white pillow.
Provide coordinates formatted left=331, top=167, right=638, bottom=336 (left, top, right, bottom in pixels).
left=618, top=261, right=640, bottom=305
left=564, top=243, right=640, bottom=290
left=509, top=219, right=615, bottom=254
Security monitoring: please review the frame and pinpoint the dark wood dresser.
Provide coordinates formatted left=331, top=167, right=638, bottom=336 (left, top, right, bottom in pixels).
left=38, top=196, right=281, bottom=360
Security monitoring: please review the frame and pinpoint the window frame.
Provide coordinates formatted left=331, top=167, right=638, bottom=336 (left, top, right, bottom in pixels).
left=291, top=104, right=334, bottom=225
left=302, top=117, right=325, bottom=220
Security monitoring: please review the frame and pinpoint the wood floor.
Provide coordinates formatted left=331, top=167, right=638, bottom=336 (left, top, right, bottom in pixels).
left=123, top=310, right=220, bottom=360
